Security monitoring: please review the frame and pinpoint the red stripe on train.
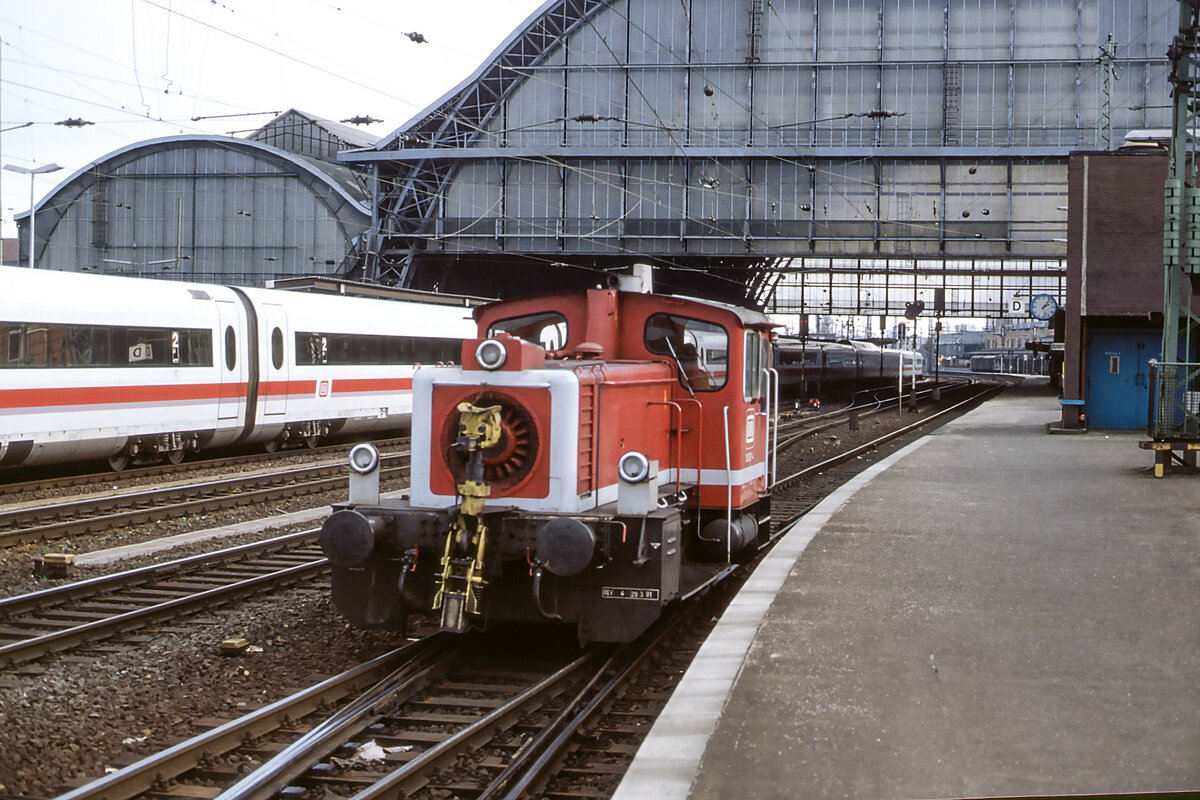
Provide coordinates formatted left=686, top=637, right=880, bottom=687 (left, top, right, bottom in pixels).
left=0, top=377, right=414, bottom=410
left=0, top=383, right=249, bottom=409
left=258, top=380, right=317, bottom=397
left=331, top=377, right=414, bottom=393
left=256, top=378, right=413, bottom=396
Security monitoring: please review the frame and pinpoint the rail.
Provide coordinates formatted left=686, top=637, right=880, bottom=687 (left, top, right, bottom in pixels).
left=0, top=529, right=318, bottom=614
left=774, top=382, right=1000, bottom=490
left=54, top=637, right=452, bottom=800
left=0, top=436, right=409, bottom=499
left=775, top=379, right=973, bottom=450
left=0, top=533, right=327, bottom=667
left=0, top=452, right=408, bottom=548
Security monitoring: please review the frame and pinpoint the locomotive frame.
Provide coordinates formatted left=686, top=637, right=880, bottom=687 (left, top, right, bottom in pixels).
left=321, top=279, right=780, bottom=644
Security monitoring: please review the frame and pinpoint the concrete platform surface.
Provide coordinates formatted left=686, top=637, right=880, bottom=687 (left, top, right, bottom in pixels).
left=615, top=385, right=1200, bottom=799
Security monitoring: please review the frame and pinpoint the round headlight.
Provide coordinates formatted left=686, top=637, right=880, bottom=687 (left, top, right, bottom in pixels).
left=618, top=451, right=650, bottom=483
left=475, top=339, right=508, bottom=370
left=348, top=443, right=380, bottom=475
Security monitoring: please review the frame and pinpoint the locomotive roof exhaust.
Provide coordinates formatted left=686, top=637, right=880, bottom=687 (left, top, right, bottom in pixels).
left=608, top=263, right=654, bottom=294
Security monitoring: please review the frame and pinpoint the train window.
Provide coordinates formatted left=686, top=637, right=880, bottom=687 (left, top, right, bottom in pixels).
left=488, top=312, right=568, bottom=351
left=294, top=331, right=462, bottom=366
left=0, top=321, right=212, bottom=368
left=186, top=330, right=213, bottom=366
left=644, top=313, right=728, bottom=392
left=225, top=326, right=236, bottom=371
left=271, top=327, right=284, bottom=370
left=297, top=333, right=329, bottom=365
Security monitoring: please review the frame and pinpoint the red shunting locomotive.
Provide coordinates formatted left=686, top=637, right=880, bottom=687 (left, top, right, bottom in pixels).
left=320, top=274, right=778, bottom=643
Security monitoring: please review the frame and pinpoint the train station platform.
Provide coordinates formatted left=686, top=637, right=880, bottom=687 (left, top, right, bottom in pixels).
left=614, top=383, right=1200, bottom=799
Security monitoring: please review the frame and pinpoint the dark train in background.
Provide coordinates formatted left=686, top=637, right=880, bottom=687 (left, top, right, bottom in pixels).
left=774, top=336, right=925, bottom=401
left=320, top=275, right=779, bottom=644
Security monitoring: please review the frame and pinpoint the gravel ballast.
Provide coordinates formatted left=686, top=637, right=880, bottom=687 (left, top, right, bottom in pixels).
left=0, top=396, right=973, bottom=797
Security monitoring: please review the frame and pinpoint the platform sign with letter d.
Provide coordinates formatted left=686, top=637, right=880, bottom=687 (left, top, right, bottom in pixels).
left=1002, top=293, right=1028, bottom=318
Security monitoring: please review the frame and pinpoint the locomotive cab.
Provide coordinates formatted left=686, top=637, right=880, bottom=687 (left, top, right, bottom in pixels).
left=321, top=285, right=778, bottom=643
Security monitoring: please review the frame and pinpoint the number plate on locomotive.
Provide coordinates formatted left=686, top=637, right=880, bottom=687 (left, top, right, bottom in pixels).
left=601, top=587, right=660, bottom=601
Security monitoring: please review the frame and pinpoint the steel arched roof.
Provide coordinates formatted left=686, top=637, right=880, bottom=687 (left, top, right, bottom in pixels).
left=19, top=134, right=370, bottom=229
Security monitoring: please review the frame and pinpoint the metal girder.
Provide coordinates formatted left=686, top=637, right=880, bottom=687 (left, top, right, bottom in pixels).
left=356, top=0, right=611, bottom=284
left=344, top=0, right=1165, bottom=292
left=348, top=145, right=1074, bottom=163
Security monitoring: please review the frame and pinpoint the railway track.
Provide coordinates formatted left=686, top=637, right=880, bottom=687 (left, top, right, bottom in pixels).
left=0, top=452, right=410, bottom=549
left=15, top=382, right=1003, bottom=799
left=0, top=436, right=409, bottom=502
left=55, top=630, right=584, bottom=800
left=774, top=378, right=972, bottom=446
left=770, top=381, right=1000, bottom=521
left=0, top=531, right=327, bottom=667
left=54, top=584, right=733, bottom=800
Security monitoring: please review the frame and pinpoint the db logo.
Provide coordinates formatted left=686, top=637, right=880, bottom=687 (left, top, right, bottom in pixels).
left=745, top=408, right=756, bottom=446
left=317, top=380, right=331, bottom=398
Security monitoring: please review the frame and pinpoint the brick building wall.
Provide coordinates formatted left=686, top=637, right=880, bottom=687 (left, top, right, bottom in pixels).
left=1062, top=148, right=1193, bottom=427
left=1067, top=150, right=1167, bottom=318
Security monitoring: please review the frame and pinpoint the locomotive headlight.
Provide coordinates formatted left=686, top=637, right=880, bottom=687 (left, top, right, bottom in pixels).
left=475, top=339, right=508, bottom=370
left=348, top=444, right=381, bottom=505
left=348, top=443, right=380, bottom=475
left=618, top=451, right=650, bottom=484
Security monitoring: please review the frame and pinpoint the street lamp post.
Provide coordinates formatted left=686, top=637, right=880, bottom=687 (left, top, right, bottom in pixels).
left=4, top=162, right=62, bottom=269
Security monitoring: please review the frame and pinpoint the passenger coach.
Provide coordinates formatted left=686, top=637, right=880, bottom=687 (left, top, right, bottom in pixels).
left=0, top=267, right=474, bottom=469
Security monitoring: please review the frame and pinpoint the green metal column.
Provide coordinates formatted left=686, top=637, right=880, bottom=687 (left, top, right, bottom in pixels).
left=1148, top=0, right=1200, bottom=444
left=1161, top=0, right=1200, bottom=368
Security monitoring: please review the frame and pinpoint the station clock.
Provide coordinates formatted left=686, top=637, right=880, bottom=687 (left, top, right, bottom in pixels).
left=1029, top=293, right=1058, bottom=321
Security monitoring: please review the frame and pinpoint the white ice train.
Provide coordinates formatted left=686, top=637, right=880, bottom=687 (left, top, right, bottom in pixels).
left=0, top=266, right=476, bottom=470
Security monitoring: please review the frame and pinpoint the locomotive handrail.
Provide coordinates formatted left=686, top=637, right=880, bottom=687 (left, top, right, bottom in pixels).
left=674, top=396, right=704, bottom=494
left=770, top=366, right=780, bottom=485
left=722, top=404, right=733, bottom=563
left=648, top=400, right=684, bottom=494
left=759, top=366, right=772, bottom=487
left=763, top=366, right=780, bottom=486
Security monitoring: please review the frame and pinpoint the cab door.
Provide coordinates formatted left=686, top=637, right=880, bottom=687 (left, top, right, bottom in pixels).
left=261, top=304, right=289, bottom=416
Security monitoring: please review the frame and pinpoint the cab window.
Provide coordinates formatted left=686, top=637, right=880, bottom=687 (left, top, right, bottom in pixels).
left=488, top=311, right=568, bottom=351
left=644, top=313, right=728, bottom=391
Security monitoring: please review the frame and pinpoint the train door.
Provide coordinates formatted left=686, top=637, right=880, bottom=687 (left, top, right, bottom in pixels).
left=215, top=300, right=242, bottom=420
left=261, top=304, right=289, bottom=416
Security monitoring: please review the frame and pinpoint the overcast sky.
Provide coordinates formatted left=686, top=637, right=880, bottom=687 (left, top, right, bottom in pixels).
left=0, top=0, right=546, bottom=237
